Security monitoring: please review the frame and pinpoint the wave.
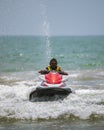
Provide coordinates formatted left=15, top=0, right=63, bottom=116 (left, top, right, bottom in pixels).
left=0, top=86, right=104, bottom=121
left=0, top=70, right=104, bottom=121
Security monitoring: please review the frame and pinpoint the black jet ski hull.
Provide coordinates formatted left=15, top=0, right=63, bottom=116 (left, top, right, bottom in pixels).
left=29, top=87, right=72, bottom=101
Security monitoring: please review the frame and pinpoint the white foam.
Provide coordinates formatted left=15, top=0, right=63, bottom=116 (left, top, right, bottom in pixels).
left=0, top=69, right=104, bottom=120
left=0, top=81, right=104, bottom=120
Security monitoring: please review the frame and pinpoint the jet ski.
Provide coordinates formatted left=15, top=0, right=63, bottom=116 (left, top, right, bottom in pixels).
left=29, top=71, right=72, bottom=101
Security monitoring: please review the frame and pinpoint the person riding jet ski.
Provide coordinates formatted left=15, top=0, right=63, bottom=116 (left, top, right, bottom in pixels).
left=39, top=58, right=68, bottom=75
left=29, top=58, right=72, bottom=101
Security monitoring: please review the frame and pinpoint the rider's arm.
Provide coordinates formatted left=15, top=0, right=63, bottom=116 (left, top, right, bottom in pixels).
left=38, top=70, right=49, bottom=74
left=58, top=68, right=68, bottom=75
left=58, top=71, right=68, bottom=75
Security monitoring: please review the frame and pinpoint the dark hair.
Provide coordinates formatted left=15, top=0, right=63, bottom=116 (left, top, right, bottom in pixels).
left=50, top=58, right=58, bottom=65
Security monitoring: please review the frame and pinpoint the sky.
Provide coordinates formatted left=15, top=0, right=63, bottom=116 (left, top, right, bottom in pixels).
left=0, top=0, right=104, bottom=36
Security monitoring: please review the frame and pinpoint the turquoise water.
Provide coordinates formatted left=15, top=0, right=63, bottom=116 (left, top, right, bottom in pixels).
left=0, top=36, right=104, bottom=72
left=0, top=36, right=104, bottom=129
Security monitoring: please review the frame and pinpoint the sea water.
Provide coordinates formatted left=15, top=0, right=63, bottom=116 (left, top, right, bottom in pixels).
left=0, top=35, right=104, bottom=130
